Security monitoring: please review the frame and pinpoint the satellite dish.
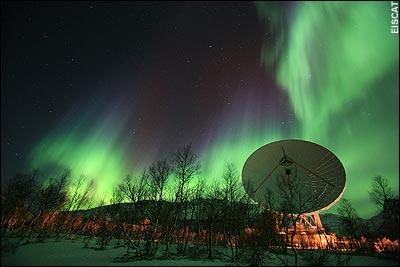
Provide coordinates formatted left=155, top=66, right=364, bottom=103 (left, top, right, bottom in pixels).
left=242, top=139, right=346, bottom=214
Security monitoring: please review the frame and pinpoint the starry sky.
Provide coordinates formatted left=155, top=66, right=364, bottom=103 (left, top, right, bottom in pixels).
left=1, top=1, right=398, bottom=218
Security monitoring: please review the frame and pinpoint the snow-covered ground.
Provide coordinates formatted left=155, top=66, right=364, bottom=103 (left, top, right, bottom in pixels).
left=1, top=237, right=398, bottom=266
left=1, top=238, right=228, bottom=266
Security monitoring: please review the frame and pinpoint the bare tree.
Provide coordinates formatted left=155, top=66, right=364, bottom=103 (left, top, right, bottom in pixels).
left=188, top=178, right=206, bottom=257
left=36, top=171, right=69, bottom=213
left=173, top=144, right=200, bottom=203
left=60, top=174, right=96, bottom=240
left=2, top=170, right=40, bottom=228
left=109, top=185, right=125, bottom=244
left=63, top=174, right=95, bottom=212
left=204, top=182, right=223, bottom=259
left=172, top=144, right=200, bottom=255
left=267, top=169, right=317, bottom=266
left=221, top=163, right=242, bottom=260
left=110, top=186, right=125, bottom=206
left=140, top=159, right=172, bottom=257
left=117, top=170, right=152, bottom=257
left=34, top=170, right=70, bottom=241
left=148, top=159, right=171, bottom=201
left=369, top=176, right=399, bottom=227
left=247, top=208, right=282, bottom=266
left=369, top=176, right=395, bottom=208
left=157, top=176, right=185, bottom=258
left=119, top=171, right=149, bottom=205
left=337, top=198, right=362, bottom=242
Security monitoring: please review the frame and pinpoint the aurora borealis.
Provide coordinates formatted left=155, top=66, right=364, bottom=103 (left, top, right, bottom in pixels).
left=256, top=1, right=399, bottom=217
left=2, top=2, right=398, bottom=218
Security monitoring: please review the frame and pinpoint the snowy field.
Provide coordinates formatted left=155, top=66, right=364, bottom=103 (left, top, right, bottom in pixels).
left=1, top=237, right=398, bottom=266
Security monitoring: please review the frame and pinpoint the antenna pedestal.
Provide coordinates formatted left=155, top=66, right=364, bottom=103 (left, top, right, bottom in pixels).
left=281, top=212, right=325, bottom=235
left=277, top=212, right=331, bottom=248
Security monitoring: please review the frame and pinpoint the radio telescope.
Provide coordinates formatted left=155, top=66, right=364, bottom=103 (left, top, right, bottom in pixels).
left=242, top=139, right=346, bottom=232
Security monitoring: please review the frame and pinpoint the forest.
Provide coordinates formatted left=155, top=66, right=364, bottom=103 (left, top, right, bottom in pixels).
left=1, top=144, right=399, bottom=266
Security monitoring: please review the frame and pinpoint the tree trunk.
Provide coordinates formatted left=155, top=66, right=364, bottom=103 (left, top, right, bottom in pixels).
left=207, top=219, right=213, bottom=258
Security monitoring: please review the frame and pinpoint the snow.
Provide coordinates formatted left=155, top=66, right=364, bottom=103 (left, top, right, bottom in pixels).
left=1, top=238, right=227, bottom=266
left=1, top=237, right=398, bottom=266
left=349, top=255, right=399, bottom=266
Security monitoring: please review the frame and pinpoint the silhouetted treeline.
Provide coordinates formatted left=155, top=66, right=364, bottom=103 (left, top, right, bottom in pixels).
left=1, top=144, right=399, bottom=264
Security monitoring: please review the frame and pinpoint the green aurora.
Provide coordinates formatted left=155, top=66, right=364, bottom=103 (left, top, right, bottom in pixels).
left=28, top=103, right=133, bottom=203
left=27, top=2, right=398, bottom=218
left=257, top=1, right=399, bottom=217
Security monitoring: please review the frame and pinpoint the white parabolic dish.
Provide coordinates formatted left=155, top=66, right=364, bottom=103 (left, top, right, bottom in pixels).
left=242, top=139, right=346, bottom=214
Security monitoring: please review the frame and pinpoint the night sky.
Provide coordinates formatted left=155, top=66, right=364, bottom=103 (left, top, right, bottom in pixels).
left=2, top=1, right=398, bottom=218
